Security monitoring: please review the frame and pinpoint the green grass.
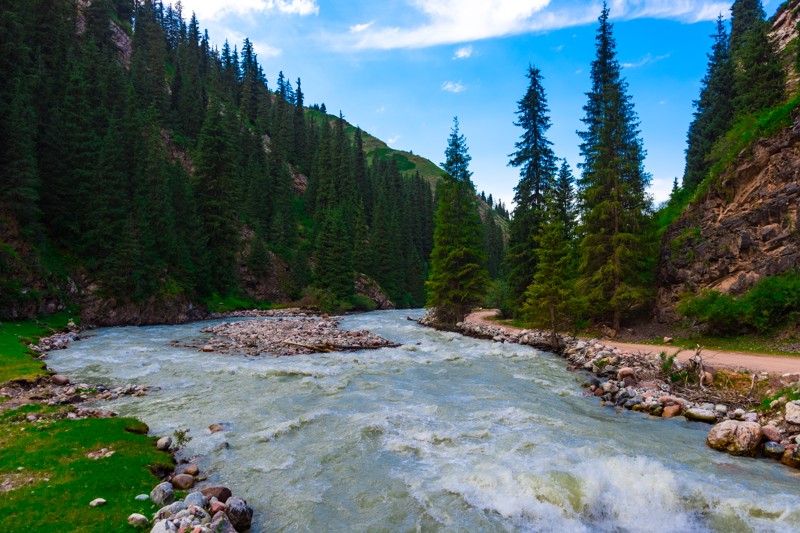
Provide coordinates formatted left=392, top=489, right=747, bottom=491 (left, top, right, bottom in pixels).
left=0, top=411, right=173, bottom=532
left=0, top=312, right=73, bottom=383
left=639, top=334, right=800, bottom=357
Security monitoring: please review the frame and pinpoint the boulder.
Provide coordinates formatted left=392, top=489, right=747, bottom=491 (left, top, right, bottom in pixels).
left=127, top=513, right=149, bottom=528
left=199, top=486, right=232, bottom=503
left=684, top=408, right=717, bottom=424
left=763, top=441, right=787, bottom=460
left=706, top=420, right=762, bottom=457
left=156, top=436, right=172, bottom=451
left=209, top=511, right=238, bottom=533
left=150, top=482, right=174, bottom=507
left=171, top=473, right=195, bottom=490
left=781, top=446, right=800, bottom=468
left=662, top=404, right=682, bottom=418
left=155, top=501, right=187, bottom=520
left=52, top=374, right=70, bottom=386
left=225, top=497, right=254, bottom=531
left=785, top=401, right=800, bottom=425
left=762, top=425, right=782, bottom=443
left=149, top=521, right=171, bottom=533
left=184, top=491, right=207, bottom=509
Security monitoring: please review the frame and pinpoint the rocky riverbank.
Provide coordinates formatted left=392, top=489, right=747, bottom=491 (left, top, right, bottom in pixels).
left=419, top=311, right=800, bottom=471
left=194, top=315, right=399, bottom=357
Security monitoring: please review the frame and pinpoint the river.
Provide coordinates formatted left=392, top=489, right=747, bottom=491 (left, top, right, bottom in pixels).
left=47, top=310, right=800, bottom=532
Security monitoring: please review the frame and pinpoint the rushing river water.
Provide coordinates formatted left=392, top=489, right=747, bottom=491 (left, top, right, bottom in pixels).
left=48, top=310, right=800, bottom=532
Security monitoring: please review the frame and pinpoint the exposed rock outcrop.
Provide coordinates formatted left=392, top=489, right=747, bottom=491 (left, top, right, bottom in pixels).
left=657, top=111, right=800, bottom=322
left=354, top=274, right=395, bottom=310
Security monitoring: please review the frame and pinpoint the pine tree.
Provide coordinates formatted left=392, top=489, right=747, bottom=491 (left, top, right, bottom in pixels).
left=426, top=118, right=489, bottom=325
left=506, top=65, right=557, bottom=312
left=683, top=15, right=734, bottom=192
left=577, top=3, right=652, bottom=330
left=553, top=159, right=577, bottom=241
left=314, top=208, right=354, bottom=300
left=730, top=0, right=765, bottom=55
left=733, top=18, right=785, bottom=117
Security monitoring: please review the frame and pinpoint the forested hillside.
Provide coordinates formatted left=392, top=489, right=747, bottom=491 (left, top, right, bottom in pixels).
left=0, top=0, right=506, bottom=323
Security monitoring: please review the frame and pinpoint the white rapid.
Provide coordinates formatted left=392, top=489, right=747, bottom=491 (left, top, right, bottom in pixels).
left=47, top=310, right=800, bottom=532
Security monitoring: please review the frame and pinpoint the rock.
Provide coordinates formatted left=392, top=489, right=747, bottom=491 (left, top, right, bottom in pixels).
left=764, top=441, right=787, bottom=460
left=714, top=404, right=728, bottom=416
left=202, top=345, right=214, bottom=352
left=732, top=408, right=746, bottom=419
left=135, top=494, right=149, bottom=501
left=52, top=374, right=70, bottom=386
left=183, top=464, right=200, bottom=476
left=184, top=491, right=207, bottom=509
left=209, top=511, right=238, bottom=533
left=706, top=420, right=762, bottom=457
left=742, top=411, right=760, bottom=423
left=701, top=371, right=714, bottom=386
left=663, top=337, right=673, bottom=343
left=785, top=401, right=800, bottom=425
left=150, top=482, right=175, bottom=507
left=781, top=446, right=800, bottom=468
left=156, top=436, right=172, bottom=451
left=89, top=498, right=106, bottom=507
left=171, top=473, right=195, bottom=490
left=128, top=513, right=149, bottom=528
left=210, top=500, right=227, bottom=515
left=199, top=486, right=232, bottom=503
left=762, top=425, right=782, bottom=442
left=617, top=367, right=635, bottom=381
left=224, top=497, right=253, bottom=531
left=684, top=408, right=717, bottom=424
left=150, top=521, right=171, bottom=533
left=662, top=404, right=682, bottom=418
left=208, top=423, right=224, bottom=434
left=155, top=501, right=187, bottom=520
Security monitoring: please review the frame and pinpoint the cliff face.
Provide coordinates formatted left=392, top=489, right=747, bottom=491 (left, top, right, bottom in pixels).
left=656, top=112, right=800, bottom=321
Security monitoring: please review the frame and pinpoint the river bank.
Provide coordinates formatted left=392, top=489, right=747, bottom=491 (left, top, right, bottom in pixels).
left=418, top=309, right=800, bottom=470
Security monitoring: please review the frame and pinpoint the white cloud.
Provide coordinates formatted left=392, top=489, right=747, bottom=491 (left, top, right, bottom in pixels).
left=376, top=106, right=386, bottom=113
left=442, top=81, right=466, bottom=93
left=453, top=45, right=473, bottom=59
left=350, top=21, right=374, bottom=33
left=179, top=0, right=319, bottom=21
left=387, top=135, right=401, bottom=145
left=553, top=44, right=564, bottom=52
left=621, top=52, right=671, bottom=68
left=215, top=28, right=283, bottom=57
left=340, top=0, right=727, bottom=50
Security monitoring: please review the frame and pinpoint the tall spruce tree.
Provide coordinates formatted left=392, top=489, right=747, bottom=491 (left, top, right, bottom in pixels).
left=683, top=15, right=734, bottom=192
left=506, top=65, right=557, bottom=313
left=730, top=0, right=766, bottom=55
left=426, top=118, right=489, bottom=325
left=577, top=3, right=652, bottom=330
left=733, top=17, right=785, bottom=117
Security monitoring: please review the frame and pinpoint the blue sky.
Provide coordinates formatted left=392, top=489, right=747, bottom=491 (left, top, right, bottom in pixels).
left=177, top=0, right=781, bottom=207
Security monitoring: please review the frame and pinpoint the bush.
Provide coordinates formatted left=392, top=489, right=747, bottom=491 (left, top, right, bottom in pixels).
left=678, top=270, right=800, bottom=334
left=349, top=294, right=377, bottom=312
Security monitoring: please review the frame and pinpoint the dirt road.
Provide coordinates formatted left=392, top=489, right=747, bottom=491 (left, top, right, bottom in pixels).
left=466, top=310, right=800, bottom=375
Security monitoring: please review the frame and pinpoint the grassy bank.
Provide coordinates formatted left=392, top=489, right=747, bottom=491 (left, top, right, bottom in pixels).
left=0, top=317, right=173, bottom=531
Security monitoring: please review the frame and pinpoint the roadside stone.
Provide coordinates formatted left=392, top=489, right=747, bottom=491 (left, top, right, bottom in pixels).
left=150, top=482, right=175, bottom=507
left=785, top=401, right=800, bottom=425
left=764, top=441, right=787, bottom=460
left=89, top=498, right=106, bottom=507
left=224, top=497, right=254, bottom=531
left=684, top=408, right=717, bottom=424
left=171, top=473, right=195, bottom=490
left=199, top=486, right=232, bottom=503
left=52, top=374, right=70, bottom=386
left=128, top=513, right=149, bottom=528
left=184, top=491, right=207, bottom=509
left=706, top=420, right=762, bottom=457
left=209, top=511, right=237, bottom=533
left=156, top=436, right=172, bottom=451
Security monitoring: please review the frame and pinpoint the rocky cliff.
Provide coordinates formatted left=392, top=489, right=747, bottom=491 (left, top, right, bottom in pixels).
left=657, top=111, right=800, bottom=321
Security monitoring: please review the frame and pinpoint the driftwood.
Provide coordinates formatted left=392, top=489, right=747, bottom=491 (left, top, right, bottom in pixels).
left=281, top=340, right=401, bottom=353
left=282, top=340, right=334, bottom=353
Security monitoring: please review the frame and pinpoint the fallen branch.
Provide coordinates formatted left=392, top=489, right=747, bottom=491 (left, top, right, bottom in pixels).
left=281, top=340, right=334, bottom=353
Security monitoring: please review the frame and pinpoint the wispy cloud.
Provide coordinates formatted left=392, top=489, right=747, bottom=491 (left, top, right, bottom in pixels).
left=621, top=52, right=671, bottom=68
left=387, top=135, right=401, bottom=145
left=453, top=45, right=473, bottom=59
left=338, top=0, right=727, bottom=50
left=179, top=0, right=319, bottom=21
left=350, top=21, right=374, bottom=33
left=376, top=106, right=386, bottom=113
left=442, top=81, right=466, bottom=93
